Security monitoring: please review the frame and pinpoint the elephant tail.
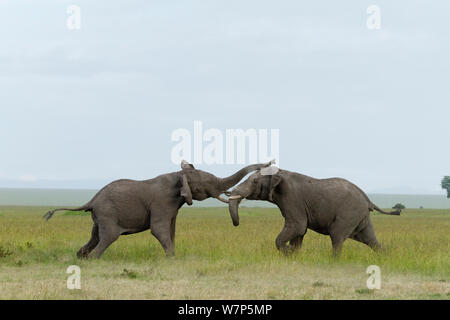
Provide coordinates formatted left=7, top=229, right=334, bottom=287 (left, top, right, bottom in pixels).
left=350, top=182, right=401, bottom=216
left=370, top=204, right=401, bottom=216
left=43, top=203, right=92, bottom=221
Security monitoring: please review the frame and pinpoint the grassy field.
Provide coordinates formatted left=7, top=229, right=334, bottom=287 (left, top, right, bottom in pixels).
left=0, top=206, right=449, bottom=300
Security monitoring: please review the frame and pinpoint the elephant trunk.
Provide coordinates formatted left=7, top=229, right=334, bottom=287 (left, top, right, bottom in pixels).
left=228, top=197, right=242, bottom=227
left=218, top=160, right=274, bottom=191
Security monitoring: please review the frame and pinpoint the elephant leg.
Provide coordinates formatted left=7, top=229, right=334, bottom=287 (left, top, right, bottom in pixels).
left=352, top=220, right=383, bottom=252
left=276, top=225, right=300, bottom=255
left=77, top=223, right=99, bottom=258
left=330, top=234, right=345, bottom=257
left=170, top=217, right=177, bottom=244
left=329, top=216, right=362, bottom=257
left=151, top=219, right=175, bottom=257
left=88, top=221, right=120, bottom=259
left=276, top=214, right=307, bottom=255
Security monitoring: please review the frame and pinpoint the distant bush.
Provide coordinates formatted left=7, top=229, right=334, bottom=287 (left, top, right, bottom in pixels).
left=393, top=203, right=406, bottom=210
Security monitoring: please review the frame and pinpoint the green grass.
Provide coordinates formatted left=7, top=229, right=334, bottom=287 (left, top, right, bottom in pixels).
left=0, top=206, right=449, bottom=299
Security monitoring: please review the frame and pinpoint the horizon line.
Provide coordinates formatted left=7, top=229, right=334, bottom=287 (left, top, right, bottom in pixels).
left=0, top=186, right=447, bottom=197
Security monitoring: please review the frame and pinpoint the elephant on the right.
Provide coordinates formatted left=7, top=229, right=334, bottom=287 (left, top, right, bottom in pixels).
left=227, top=166, right=401, bottom=256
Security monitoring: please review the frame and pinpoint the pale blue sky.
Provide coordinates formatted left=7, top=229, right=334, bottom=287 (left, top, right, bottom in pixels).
left=0, top=1, right=448, bottom=194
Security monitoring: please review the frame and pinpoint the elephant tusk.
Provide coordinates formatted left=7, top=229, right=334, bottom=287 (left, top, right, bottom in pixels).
left=228, top=195, right=242, bottom=200
left=216, top=195, right=229, bottom=204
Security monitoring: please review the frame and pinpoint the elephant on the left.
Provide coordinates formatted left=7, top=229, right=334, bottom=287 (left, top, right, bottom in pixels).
left=44, top=160, right=273, bottom=259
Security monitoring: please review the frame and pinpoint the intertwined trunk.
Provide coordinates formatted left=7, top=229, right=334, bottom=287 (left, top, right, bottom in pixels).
left=217, top=162, right=272, bottom=191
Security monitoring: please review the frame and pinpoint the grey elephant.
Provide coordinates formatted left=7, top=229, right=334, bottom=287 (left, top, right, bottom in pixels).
left=44, top=160, right=272, bottom=258
left=227, top=166, right=401, bottom=256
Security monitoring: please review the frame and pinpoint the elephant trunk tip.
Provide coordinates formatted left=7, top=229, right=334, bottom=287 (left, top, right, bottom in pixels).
left=228, top=198, right=241, bottom=227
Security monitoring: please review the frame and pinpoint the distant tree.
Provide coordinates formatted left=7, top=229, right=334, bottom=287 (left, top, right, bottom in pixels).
left=392, top=203, right=405, bottom=210
left=441, top=176, right=450, bottom=198
left=419, top=206, right=424, bottom=210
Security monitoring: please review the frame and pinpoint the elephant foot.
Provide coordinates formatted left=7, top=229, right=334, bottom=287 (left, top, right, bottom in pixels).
left=76, top=248, right=91, bottom=259
left=331, top=248, right=343, bottom=259
left=165, top=251, right=175, bottom=258
left=277, top=246, right=296, bottom=256
left=371, top=244, right=385, bottom=254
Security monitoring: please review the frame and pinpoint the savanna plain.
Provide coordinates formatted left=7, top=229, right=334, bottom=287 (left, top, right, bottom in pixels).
left=0, top=206, right=448, bottom=300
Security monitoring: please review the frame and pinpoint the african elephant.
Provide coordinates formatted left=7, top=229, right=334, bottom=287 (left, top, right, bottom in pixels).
left=227, top=166, right=401, bottom=256
left=43, top=160, right=272, bottom=259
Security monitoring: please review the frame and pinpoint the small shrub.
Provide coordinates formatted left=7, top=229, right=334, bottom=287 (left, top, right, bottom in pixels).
left=195, top=268, right=207, bottom=277
left=312, top=281, right=325, bottom=287
left=355, top=288, right=374, bottom=295
left=0, top=246, right=13, bottom=258
left=121, top=269, right=138, bottom=279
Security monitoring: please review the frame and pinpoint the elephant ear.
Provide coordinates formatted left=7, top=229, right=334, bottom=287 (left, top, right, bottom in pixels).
left=180, top=174, right=193, bottom=205
left=268, top=174, right=282, bottom=202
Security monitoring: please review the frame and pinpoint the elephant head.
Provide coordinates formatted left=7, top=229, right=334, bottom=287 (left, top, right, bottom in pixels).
left=227, top=166, right=281, bottom=226
left=179, top=160, right=275, bottom=206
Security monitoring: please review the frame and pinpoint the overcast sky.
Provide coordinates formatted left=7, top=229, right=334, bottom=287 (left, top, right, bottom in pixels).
left=0, top=1, right=448, bottom=194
